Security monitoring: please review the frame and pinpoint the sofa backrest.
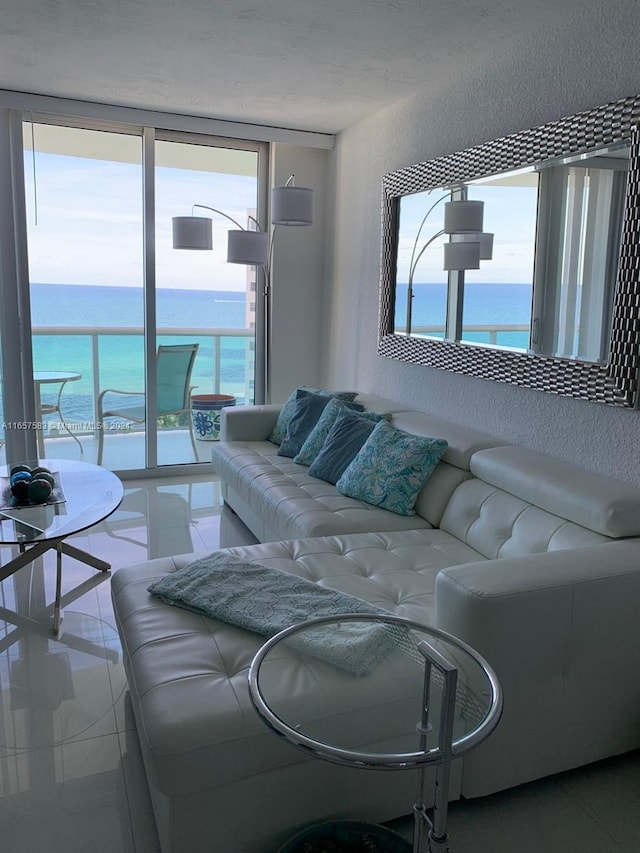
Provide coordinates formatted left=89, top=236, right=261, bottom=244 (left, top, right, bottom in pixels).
left=439, top=445, right=640, bottom=559
left=388, top=410, right=507, bottom=527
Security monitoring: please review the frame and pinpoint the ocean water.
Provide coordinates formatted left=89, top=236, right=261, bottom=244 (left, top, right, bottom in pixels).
left=4, top=281, right=532, bottom=430
left=22, top=283, right=250, bottom=428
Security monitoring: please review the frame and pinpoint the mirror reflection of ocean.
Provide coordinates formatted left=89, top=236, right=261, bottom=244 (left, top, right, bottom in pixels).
left=25, top=282, right=249, bottom=426
left=12, top=282, right=533, bottom=428
left=395, top=282, right=533, bottom=348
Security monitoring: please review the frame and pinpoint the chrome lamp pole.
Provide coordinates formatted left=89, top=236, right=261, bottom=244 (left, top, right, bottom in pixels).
left=404, top=194, right=494, bottom=337
left=172, top=175, right=313, bottom=404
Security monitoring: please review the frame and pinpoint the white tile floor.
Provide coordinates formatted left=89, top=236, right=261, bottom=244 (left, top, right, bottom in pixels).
left=0, top=470, right=639, bottom=853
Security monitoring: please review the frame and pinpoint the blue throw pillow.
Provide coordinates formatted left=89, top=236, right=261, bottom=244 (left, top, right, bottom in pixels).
left=269, top=387, right=358, bottom=445
left=277, top=391, right=337, bottom=458
left=293, top=397, right=371, bottom=466
left=336, top=420, right=448, bottom=516
left=308, top=412, right=379, bottom=484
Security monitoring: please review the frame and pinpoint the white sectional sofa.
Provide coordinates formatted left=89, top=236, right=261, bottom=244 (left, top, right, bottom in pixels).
left=111, top=392, right=640, bottom=853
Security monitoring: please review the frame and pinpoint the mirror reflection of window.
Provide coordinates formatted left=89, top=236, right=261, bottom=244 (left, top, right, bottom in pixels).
left=394, top=189, right=449, bottom=339
left=533, top=149, right=628, bottom=363
left=464, top=171, right=538, bottom=351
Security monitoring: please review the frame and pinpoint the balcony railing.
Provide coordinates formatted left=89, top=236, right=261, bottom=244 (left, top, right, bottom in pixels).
left=1, top=325, right=254, bottom=440
left=2, top=322, right=530, bottom=444
left=396, top=323, right=530, bottom=348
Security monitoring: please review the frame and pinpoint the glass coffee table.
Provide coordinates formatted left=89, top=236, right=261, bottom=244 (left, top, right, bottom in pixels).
left=0, top=458, right=124, bottom=633
left=249, top=613, right=503, bottom=853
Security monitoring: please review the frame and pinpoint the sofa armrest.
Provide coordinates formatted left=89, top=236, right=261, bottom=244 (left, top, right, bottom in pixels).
left=220, top=404, right=281, bottom=442
left=435, top=539, right=640, bottom=796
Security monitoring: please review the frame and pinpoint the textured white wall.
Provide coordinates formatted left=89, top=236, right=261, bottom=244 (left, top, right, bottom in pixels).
left=270, top=143, right=329, bottom=404
left=325, top=1, right=640, bottom=486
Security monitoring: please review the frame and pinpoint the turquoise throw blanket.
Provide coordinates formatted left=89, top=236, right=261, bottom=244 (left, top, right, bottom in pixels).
left=148, top=552, right=395, bottom=676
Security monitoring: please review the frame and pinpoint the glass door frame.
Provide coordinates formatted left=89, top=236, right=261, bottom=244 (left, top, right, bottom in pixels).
left=149, top=128, right=269, bottom=469
left=0, top=108, right=38, bottom=464
left=0, top=110, right=268, bottom=476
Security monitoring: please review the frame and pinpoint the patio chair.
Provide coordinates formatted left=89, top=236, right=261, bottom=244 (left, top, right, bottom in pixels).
left=97, top=343, right=199, bottom=465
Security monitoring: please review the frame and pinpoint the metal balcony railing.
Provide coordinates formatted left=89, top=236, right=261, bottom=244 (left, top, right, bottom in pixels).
left=396, top=323, right=530, bottom=348
left=1, top=326, right=255, bottom=440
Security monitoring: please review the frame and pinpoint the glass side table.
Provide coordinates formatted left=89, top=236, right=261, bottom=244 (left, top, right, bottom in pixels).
left=0, top=459, right=124, bottom=633
left=248, top=613, right=503, bottom=853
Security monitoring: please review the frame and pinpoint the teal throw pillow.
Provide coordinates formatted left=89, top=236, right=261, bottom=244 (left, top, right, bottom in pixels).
left=269, top=387, right=358, bottom=445
left=277, top=391, right=336, bottom=458
left=308, top=411, right=378, bottom=484
left=293, top=398, right=382, bottom=466
left=336, top=420, right=448, bottom=516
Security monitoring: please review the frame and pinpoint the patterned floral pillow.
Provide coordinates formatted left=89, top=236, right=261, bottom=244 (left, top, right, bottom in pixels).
left=336, top=420, right=448, bottom=516
left=269, top=387, right=358, bottom=445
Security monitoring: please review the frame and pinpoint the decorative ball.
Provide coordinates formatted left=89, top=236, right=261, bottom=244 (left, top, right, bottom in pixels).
left=31, top=466, right=51, bottom=477
left=10, top=471, right=32, bottom=487
left=10, top=464, right=31, bottom=477
left=28, top=477, right=52, bottom=503
left=11, top=480, right=30, bottom=502
left=34, top=471, right=55, bottom=488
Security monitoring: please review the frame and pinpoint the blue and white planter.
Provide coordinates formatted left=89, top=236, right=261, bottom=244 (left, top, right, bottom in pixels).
left=191, top=394, right=236, bottom=441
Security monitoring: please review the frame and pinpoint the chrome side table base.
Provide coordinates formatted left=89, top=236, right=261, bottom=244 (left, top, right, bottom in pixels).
left=249, top=614, right=503, bottom=853
left=409, top=639, right=458, bottom=853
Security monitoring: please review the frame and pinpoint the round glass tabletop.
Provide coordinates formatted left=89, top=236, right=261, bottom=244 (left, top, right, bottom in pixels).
left=249, top=614, right=502, bottom=769
left=33, top=371, right=81, bottom=384
left=0, top=459, right=124, bottom=545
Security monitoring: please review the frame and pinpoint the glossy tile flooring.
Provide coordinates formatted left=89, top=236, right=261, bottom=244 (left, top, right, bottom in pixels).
left=0, top=471, right=639, bottom=853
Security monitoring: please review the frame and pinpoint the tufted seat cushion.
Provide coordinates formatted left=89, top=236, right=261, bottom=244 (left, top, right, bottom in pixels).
left=213, top=440, right=434, bottom=540
left=111, top=529, right=485, bottom=800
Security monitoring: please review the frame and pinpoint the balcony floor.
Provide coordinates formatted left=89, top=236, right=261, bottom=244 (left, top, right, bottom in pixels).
left=1, top=427, right=214, bottom=472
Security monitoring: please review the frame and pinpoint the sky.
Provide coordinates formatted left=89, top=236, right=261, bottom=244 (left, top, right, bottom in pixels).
left=396, top=182, right=539, bottom=285
left=25, top=128, right=539, bottom=294
left=23, top=147, right=259, bottom=292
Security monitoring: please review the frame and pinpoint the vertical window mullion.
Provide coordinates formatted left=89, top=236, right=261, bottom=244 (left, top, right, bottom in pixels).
left=143, top=127, right=157, bottom=469
left=446, top=187, right=464, bottom=342
left=445, top=272, right=464, bottom=341
left=556, top=168, right=585, bottom=356
left=0, top=109, right=38, bottom=462
left=578, top=169, right=608, bottom=358
left=254, top=144, right=269, bottom=404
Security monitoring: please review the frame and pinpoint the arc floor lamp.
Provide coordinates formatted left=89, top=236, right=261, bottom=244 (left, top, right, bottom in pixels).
left=172, top=176, right=313, bottom=402
left=405, top=193, right=494, bottom=335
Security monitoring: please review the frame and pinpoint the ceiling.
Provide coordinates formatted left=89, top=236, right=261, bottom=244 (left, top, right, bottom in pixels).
left=0, top=0, right=589, bottom=135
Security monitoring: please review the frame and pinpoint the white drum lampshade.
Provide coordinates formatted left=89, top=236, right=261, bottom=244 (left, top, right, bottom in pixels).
left=443, top=241, right=481, bottom=270
left=271, top=186, right=313, bottom=226
left=172, top=216, right=213, bottom=250
left=453, top=231, right=495, bottom=260
left=227, top=229, right=269, bottom=265
left=443, top=200, right=484, bottom=234
left=477, top=232, right=494, bottom=260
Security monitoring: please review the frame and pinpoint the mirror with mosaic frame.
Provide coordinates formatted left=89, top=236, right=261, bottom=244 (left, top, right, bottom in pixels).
left=378, top=94, right=640, bottom=408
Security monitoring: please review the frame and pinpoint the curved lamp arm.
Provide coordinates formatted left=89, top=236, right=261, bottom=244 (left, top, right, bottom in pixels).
left=407, top=193, right=449, bottom=279
left=406, top=229, right=445, bottom=335
left=192, top=203, right=264, bottom=233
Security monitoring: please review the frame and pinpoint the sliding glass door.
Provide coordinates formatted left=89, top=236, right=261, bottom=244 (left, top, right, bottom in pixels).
left=24, top=122, right=145, bottom=469
left=154, top=137, right=260, bottom=466
left=12, top=118, right=264, bottom=473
